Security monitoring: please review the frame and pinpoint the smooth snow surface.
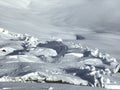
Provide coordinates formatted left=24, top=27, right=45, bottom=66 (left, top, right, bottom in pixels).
left=0, top=82, right=106, bottom=90
left=0, top=29, right=119, bottom=89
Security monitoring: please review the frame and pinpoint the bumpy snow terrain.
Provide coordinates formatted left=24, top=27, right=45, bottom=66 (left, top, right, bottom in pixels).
left=0, top=28, right=120, bottom=89
left=0, top=0, right=120, bottom=90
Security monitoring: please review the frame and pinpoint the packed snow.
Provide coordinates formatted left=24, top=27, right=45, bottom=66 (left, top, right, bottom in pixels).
left=0, top=28, right=119, bottom=89
left=0, top=82, right=106, bottom=90
left=0, top=0, right=120, bottom=90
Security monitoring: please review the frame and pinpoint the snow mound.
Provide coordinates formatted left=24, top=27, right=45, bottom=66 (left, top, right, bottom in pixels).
left=0, top=28, right=120, bottom=89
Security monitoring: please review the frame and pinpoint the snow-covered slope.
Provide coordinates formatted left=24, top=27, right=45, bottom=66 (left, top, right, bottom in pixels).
left=0, top=0, right=120, bottom=90
left=0, top=28, right=120, bottom=89
left=0, top=0, right=120, bottom=59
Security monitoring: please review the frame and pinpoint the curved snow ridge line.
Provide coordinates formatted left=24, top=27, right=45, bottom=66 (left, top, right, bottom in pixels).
left=79, top=47, right=120, bottom=73
left=0, top=68, right=118, bottom=88
left=67, top=42, right=119, bottom=70
left=0, top=72, right=88, bottom=86
left=66, top=46, right=120, bottom=73
left=0, top=28, right=40, bottom=47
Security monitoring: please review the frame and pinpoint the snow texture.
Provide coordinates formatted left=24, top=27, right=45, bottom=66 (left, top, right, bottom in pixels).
left=0, top=1, right=120, bottom=89
left=0, top=28, right=120, bottom=89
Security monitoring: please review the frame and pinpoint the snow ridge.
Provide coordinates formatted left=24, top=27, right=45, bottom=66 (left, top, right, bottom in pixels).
left=0, top=28, right=120, bottom=89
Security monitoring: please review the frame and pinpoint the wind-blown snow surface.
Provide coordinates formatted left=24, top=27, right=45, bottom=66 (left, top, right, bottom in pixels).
left=0, top=82, right=106, bottom=90
left=0, top=0, right=120, bottom=90
left=0, top=28, right=120, bottom=89
left=0, top=0, right=120, bottom=59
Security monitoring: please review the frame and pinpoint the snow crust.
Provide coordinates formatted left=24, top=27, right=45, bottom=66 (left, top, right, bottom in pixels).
left=0, top=28, right=120, bottom=89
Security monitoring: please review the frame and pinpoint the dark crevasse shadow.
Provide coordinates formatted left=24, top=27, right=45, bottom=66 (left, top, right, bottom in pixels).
left=6, top=43, right=30, bottom=56
left=75, top=34, right=85, bottom=40
left=64, top=68, right=95, bottom=86
left=37, top=41, right=68, bottom=57
left=6, top=49, right=27, bottom=55
left=118, top=67, right=120, bottom=73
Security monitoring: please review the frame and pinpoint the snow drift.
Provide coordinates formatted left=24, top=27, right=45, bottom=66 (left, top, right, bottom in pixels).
left=0, top=28, right=120, bottom=89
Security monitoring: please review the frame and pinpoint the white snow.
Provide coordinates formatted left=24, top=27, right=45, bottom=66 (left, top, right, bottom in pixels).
left=66, top=53, right=83, bottom=58
left=2, top=87, right=11, bottom=90
left=105, top=84, right=120, bottom=90
left=30, top=48, right=57, bottom=57
left=48, top=87, right=54, bottom=90
left=0, top=0, right=120, bottom=90
left=0, top=29, right=119, bottom=89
